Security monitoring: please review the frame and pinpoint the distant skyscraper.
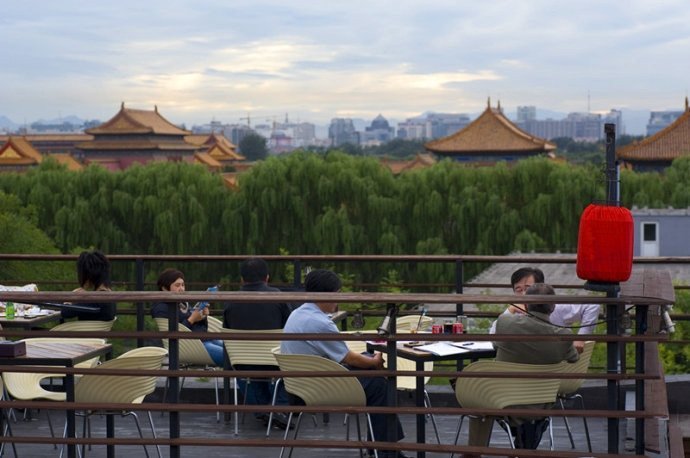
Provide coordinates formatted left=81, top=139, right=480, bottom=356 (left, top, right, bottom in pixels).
left=646, top=110, right=683, bottom=136
left=361, top=114, right=394, bottom=145
left=516, top=106, right=536, bottom=123
left=328, top=118, right=359, bottom=146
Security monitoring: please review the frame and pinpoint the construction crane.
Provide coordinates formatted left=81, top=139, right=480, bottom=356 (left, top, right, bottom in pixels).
left=239, top=112, right=251, bottom=128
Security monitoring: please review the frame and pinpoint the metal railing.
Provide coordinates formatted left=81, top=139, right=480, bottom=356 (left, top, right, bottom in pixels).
left=0, top=287, right=675, bottom=458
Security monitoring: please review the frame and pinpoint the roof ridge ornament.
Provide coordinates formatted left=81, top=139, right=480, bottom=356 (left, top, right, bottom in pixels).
left=685, top=96, right=688, bottom=111
left=487, top=97, right=491, bottom=108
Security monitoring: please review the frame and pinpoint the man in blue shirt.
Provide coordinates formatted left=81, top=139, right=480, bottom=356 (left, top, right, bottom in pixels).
left=281, top=269, right=407, bottom=458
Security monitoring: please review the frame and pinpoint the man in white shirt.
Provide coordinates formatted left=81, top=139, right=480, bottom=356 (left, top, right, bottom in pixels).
left=489, top=267, right=600, bottom=353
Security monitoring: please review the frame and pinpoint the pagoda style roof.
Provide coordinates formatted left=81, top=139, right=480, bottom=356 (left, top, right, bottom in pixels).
left=0, top=137, right=43, bottom=165
left=618, top=98, right=690, bottom=163
left=425, top=100, right=556, bottom=155
left=381, top=153, right=437, bottom=174
left=86, top=103, right=190, bottom=136
left=51, top=153, right=84, bottom=171
left=193, top=132, right=245, bottom=161
left=194, top=152, right=222, bottom=170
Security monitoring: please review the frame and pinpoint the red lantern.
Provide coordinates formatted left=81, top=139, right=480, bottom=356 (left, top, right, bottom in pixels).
left=576, top=204, right=634, bottom=282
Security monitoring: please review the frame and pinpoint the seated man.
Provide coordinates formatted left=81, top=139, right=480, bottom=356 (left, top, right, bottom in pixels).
left=466, top=283, right=578, bottom=456
left=280, top=269, right=407, bottom=458
left=223, top=257, right=292, bottom=429
left=490, top=266, right=600, bottom=353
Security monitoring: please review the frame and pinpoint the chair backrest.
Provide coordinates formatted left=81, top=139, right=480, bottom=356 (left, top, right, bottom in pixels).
left=154, top=317, right=216, bottom=366
left=75, top=346, right=168, bottom=404
left=223, top=328, right=283, bottom=368
left=272, top=349, right=366, bottom=407
left=557, top=340, right=595, bottom=395
left=206, top=315, right=224, bottom=333
left=396, top=315, right=434, bottom=332
left=51, top=317, right=117, bottom=332
left=455, top=360, right=562, bottom=410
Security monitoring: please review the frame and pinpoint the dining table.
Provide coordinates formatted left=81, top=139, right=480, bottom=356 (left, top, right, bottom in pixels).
left=0, top=308, right=62, bottom=329
left=0, top=339, right=112, bottom=458
left=368, top=336, right=497, bottom=458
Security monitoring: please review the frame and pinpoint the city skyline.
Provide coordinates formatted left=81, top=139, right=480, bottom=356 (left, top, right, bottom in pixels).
left=1, top=0, right=688, bottom=132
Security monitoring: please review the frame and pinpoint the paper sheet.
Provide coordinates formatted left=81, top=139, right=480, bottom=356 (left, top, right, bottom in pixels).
left=415, top=342, right=471, bottom=356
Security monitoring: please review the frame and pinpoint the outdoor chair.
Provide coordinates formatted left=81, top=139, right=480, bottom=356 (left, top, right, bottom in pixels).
left=2, top=337, right=108, bottom=450
left=552, top=340, right=595, bottom=452
left=451, top=360, right=563, bottom=457
left=222, top=328, right=284, bottom=436
left=0, top=376, right=18, bottom=458
left=396, top=314, right=433, bottom=332
left=65, top=346, right=168, bottom=458
left=343, top=330, right=440, bottom=444
left=153, top=317, right=222, bottom=422
left=272, top=348, right=378, bottom=458
left=51, top=318, right=117, bottom=333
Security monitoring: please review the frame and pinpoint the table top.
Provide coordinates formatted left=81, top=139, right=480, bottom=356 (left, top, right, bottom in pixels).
left=0, top=309, right=62, bottom=328
left=367, top=339, right=496, bottom=363
left=0, top=340, right=112, bottom=366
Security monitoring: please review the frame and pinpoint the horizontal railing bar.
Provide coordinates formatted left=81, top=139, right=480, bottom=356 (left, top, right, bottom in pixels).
left=0, top=400, right=668, bottom=420
left=0, top=290, right=671, bottom=305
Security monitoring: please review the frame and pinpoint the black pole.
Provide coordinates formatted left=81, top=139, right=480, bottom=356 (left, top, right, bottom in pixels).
left=635, top=304, right=648, bottom=454
left=135, top=257, right=145, bottom=348
left=604, top=122, right=621, bottom=453
left=168, top=304, right=181, bottom=458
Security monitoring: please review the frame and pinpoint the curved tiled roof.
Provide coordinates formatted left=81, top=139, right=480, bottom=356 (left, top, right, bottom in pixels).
left=0, top=137, right=43, bottom=164
left=425, top=102, right=556, bottom=155
left=86, top=103, right=190, bottom=136
left=618, top=99, right=690, bottom=162
left=77, top=140, right=198, bottom=151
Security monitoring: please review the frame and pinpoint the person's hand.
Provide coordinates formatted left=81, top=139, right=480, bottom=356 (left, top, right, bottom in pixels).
left=508, top=304, right=526, bottom=314
left=202, top=307, right=210, bottom=317
left=371, top=352, right=385, bottom=369
left=189, top=308, right=205, bottom=323
left=574, top=340, right=585, bottom=354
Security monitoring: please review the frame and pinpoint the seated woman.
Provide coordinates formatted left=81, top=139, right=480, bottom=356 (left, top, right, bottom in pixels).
left=61, top=250, right=117, bottom=321
left=151, top=268, right=224, bottom=366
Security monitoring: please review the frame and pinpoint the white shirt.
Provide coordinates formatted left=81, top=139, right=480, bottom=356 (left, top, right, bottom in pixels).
left=489, top=303, right=600, bottom=335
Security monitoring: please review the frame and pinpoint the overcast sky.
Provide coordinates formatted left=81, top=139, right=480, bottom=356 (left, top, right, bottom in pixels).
left=1, top=0, right=689, bottom=129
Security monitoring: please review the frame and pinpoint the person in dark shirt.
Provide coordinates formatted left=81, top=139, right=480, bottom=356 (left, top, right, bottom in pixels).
left=223, top=257, right=292, bottom=429
left=61, top=250, right=116, bottom=321
left=151, top=268, right=224, bottom=366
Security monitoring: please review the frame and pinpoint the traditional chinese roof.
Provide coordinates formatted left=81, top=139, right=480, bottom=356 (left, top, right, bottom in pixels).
left=618, top=98, right=690, bottom=163
left=76, top=140, right=198, bottom=151
left=0, top=137, right=43, bottom=165
left=51, top=154, right=84, bottom=171
left=381, top=153, right=437, bottom=174
left=425, top=100, right=556, bottom=155
left=86, top=103, right=190, bottom=136
left=194, top=152, right=222, bottom=171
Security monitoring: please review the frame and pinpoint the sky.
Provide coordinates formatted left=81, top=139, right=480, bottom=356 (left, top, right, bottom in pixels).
left=1, top=0, right=689, bottom=132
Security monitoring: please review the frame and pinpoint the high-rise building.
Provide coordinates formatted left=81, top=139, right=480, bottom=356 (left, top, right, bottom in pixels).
left=361, top=114, right=394, bottom=145
left=516, top=106, right=536, bottom=123
left=328, top=118, right=359, bottom=146
left=646, top=110, right=683, bottom=136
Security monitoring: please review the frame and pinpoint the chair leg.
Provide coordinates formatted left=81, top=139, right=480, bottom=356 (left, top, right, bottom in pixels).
left=497, top=418, right=516, bottom=448
left=423, top=390, right=441, bottom=444
left=559, top=396, right=576, bottom=448
left=573, top=394, right=592, bottom=452
left=546, top=417, right=554, bottom=450
left=146, top=410, right=163, bottom=458
left=355, top=414, right=363, bottom=458
left=285, top=412, right=303, bottom=458
left=212, top=368, right=220, bottom=423
left=233, top=377, right=239, bottom=436
left=365, top=414, right=378, bottom=458
left=267, top=378, right=282, bottom=436
left=1, top=408, right=19, bottom=458
left=450, top=415, right=466, bottom=458
left=278, top=412, right=295, bottom=458
left=124, top=411, right=150, bottom=458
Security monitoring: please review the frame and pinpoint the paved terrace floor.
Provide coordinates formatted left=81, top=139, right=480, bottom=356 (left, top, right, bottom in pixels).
left=4, top=405, right=671, bottom=458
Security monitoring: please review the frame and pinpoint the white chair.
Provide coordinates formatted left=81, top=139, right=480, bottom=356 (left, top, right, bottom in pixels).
left=553, top=341, right=595, bottom=452
left=451, top=360, right=562, bottom=456
left=396, top=314, right=433, bottom=332
left=154, top=317, right=222, bottom=421
left=66, top=346, right=168, bottom=458
left=51, top=318, right=117, bottom=333
left=223, top=328, right=284, bottom=436
left=272, top=349, right=378, bottom=458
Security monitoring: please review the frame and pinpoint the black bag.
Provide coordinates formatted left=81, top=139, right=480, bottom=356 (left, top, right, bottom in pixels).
left=513, top=418, right=549, bottom=449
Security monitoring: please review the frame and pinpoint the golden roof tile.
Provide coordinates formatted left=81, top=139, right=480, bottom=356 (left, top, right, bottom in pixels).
left=425, top=103, right=556, bottom=155
left=618, top=98, right=690, bottom=162
left=0, top=137, right=43, bottom=164
left=86, top=103, right=190, bottom=136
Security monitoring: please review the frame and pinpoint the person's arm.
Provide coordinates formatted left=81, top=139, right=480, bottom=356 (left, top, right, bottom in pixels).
left=577, top=304, right=601, bottom=335
left=341, top=350, right=384, bottom=369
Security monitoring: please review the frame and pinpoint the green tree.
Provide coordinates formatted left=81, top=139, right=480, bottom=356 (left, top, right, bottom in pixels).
left=239, top=133, right=268, bottom=161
